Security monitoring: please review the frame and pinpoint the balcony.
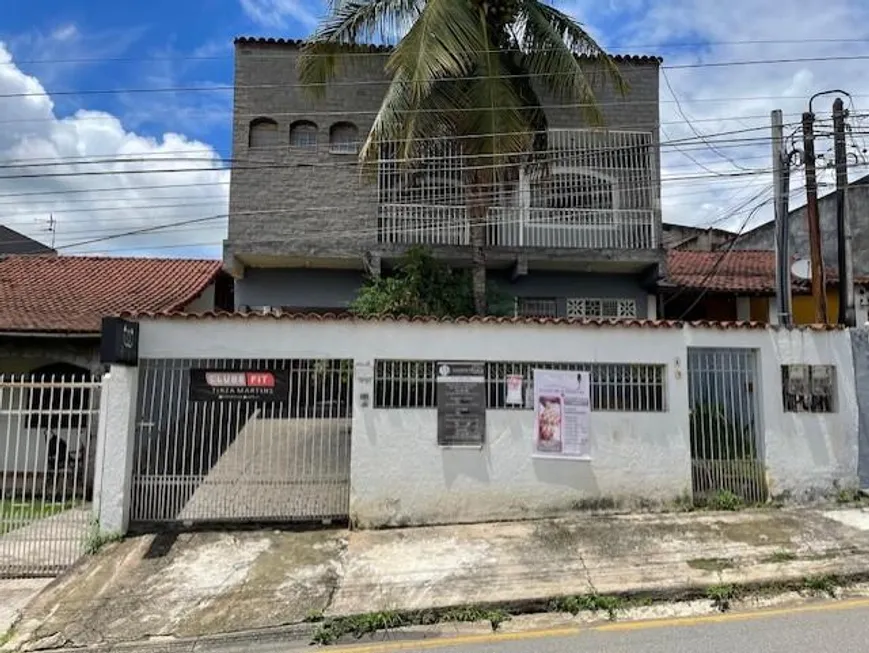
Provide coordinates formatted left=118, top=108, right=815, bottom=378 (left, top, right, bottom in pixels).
left=378, top=205, right=657, bottom=249
left=375, top=129, right=659, bottom=252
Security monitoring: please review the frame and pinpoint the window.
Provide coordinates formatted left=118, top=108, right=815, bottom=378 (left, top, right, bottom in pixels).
left=290, top=120, right=318, bottom=148
left=782, top=365, right=835, bottom=413
left=329, top=122, right=359, bottom=154
left=248, top=117, right=279, bottom=149
left=567, top=298, right=637, bottom=319
left=372, top=360, right=667, bottom=412
left=531, top=171, right=616, bottom=212
left=516, top=298, right=559, bottom=318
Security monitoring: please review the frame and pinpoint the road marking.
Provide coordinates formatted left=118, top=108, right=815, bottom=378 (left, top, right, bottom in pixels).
left=321, top=597, right=869, bottom=653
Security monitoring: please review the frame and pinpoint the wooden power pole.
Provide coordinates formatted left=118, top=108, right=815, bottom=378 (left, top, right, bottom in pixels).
left=833, top=98, right=855, bottom=326
left=802, top=111, right=828, bottom=323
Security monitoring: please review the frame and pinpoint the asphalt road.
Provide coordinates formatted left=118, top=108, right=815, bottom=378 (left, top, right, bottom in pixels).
left=311, top=599, right=869, bottom=653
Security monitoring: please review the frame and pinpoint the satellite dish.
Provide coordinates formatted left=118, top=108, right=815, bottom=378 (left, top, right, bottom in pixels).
left=791, top=258, right=812, bottom=280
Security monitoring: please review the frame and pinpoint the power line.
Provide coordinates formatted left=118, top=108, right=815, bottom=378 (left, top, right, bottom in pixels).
left=4, top=55, right=869, bottom=99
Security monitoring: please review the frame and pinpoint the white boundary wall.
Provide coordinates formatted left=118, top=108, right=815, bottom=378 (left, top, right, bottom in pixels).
left=131, top=317, right=858, bottom=528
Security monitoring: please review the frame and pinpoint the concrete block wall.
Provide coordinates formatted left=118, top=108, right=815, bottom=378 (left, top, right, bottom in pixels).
left=227, top=39, right=662, bottom=260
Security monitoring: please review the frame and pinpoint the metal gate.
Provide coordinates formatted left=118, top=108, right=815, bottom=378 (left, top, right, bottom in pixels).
left=1, top=374, right=100, bottom=577
left=687, top=348, right=768, bottom=505
left=130, top=358, right=352, bottom=526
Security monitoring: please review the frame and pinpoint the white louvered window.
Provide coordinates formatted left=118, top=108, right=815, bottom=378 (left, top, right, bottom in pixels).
left=329, top=122, right=360, bottom=154
left=567, top=297, right=637, bottom=319
left=290, top=120, right=318, bottom=148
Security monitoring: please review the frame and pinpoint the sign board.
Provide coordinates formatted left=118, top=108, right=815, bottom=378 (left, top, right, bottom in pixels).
left=436, top=361, right=486, bottom=446
left=189, top=369, right=289, bottom=403
left=100, top=316, right=139, bottom=366
left=532, top=369, right=591, bottom=460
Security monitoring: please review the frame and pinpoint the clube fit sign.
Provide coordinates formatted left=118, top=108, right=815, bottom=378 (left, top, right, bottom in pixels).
left=188, top=369, right=289, bottom=403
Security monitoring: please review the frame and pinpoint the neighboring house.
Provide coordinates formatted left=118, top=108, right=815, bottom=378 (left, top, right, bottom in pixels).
left=0, top=225, right=56, bottom=257
left=734, top=173, right=869, bottom=275
left=225, top=37, right=664, bottom=320
left=0, top=255, right=233, bottom=376
left=660, top=249, right=869, bottom=324
left=662, top=224, right=736, bottom=251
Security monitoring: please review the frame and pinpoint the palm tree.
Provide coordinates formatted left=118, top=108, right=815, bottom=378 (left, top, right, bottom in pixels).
left=298, top=0, right=625, bottom=315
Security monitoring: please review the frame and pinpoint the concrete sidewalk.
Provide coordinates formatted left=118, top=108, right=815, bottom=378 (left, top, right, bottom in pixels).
left=7, top=507, right=869, bottom=650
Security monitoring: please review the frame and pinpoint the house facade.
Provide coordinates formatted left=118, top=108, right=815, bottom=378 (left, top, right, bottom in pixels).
left=225, top=38, right=664, bottom=319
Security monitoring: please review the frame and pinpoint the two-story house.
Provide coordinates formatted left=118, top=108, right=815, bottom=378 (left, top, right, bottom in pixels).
left=225, top=37, right=664, bottom=319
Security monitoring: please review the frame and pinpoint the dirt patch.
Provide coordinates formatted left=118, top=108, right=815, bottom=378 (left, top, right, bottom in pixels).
left=686, top=557, right=737, bottom=572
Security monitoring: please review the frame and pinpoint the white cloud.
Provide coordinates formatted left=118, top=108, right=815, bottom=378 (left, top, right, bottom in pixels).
left=0, top=43, right=229, bottom=258
left=239, top=0, right=320, bottom=30
left=561, top=0, right=869, bottom=233
left=50, top=25, right=79, bottom=43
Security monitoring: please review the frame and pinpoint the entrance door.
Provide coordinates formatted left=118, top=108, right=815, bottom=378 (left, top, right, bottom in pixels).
left=687, top=348, right=767, bottom=505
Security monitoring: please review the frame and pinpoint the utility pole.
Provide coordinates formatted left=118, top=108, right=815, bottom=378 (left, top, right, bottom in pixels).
left=802, top=111, right=828, bottom=323
left=833, top=97, right=855, bottom=326
left=772, top=110, right=792, bottom=325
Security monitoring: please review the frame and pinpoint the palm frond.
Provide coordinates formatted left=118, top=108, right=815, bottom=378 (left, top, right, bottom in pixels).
left=385, top=0, right=487, bottom=105
left=520, top=0, right=626, bottom=125
left=297, top=0, right=422, bottom=95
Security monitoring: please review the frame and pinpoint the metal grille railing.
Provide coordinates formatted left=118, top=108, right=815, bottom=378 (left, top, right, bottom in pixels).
left=0, top=374, right=100, bottom=578
left=373, top=360, right=667, bottom=412
left=131, top=358, right=353, bottom=525
left=687, top=348, right=768, bottom=505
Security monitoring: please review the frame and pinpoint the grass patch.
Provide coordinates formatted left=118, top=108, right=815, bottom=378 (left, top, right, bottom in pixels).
left=704, top=490, right=744, bottom=512
left=706, top=584, right=739, bottom=612
left=0, top=628, right=12, bottom=647
left=550, top=594, right=624, bottom=621
left=0, top=500, right=75, bottom=535
left=802, top=575, right=839, bottom=598
left=687, top=557, right=736, bottom=572
left=763, top=550, right=797, bottom=564
left=311, top=606, right=512, bottom=645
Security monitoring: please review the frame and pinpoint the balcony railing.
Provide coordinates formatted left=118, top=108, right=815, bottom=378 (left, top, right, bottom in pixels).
left=377, top=204, right=657, bottom=250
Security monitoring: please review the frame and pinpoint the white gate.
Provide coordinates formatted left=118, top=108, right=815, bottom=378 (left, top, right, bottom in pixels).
left=687, top=348, right=768, bottom=505
left=130, top=358, right=352, bottom=526
left=0, top=375, right=100, bottom=578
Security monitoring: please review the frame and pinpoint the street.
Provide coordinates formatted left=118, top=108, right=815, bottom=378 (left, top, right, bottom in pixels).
left=310, top=599, right=869, bottom=653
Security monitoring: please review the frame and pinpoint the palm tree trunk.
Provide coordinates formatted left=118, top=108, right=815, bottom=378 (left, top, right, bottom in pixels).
left=467, top=168, right=489, bottom=315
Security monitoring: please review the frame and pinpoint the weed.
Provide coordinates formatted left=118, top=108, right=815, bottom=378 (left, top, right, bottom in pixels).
left=550, top=594, right=624, bottom=621
left=0, top=629, right=12, bottom=647
left=706, top=584, right=738, bottom=612
left=83, top=520, right=123, bottom=556
left=303, top=610, right=324, bottom=623
left=836, top=488, right=861, bottom=504
left=803, top=575, right=839, bottom=597
left=310, top=606, right=513, bottom=645
left=763, top=550, right=797, bottom=563
left=706, top=490, right=744, bottom=512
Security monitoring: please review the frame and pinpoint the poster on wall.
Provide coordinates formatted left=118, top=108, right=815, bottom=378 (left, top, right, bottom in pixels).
left=532, top=369, right=591, bottom=460
left=505, top=374, right=524, bottom=405
left=189, top=369, right=289, bottom=403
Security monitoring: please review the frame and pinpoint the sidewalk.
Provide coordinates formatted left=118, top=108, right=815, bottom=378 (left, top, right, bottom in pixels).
left=7, top=507, right=869, bottom=650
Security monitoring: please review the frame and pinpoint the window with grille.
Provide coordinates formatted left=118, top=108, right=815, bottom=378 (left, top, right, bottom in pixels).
left=782, top=365, right=835, bottom=413
left=372, top=359, right=666, bottom=412
left=329, top=122, right=359, bottom=154
left=290, top=120, right=318, bottom=148
left=567, top=297, right=637, bottom=319
left=249, top=117, right=279, bottom=149
left=516, top=298, right=559, bottom=318
left=530, top=172, right=615, bottom=211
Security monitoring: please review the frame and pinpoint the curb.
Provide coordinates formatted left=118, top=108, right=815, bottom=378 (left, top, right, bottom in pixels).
left=19, top=567, right=869, bottom=653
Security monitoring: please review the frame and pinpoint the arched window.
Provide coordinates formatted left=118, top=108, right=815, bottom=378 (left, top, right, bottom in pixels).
left=248, top=117, right=279, bottom=149
left=531, top=170, right=616, bottom=212
left=329, top=121, right=359, bottom=154
left=290, top=120, right=318, bottom=149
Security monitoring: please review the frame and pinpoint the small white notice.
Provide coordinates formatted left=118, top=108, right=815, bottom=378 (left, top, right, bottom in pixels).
left=532, top=369, right=591, bottom=460
left=505, top=374, right=524, bottom=405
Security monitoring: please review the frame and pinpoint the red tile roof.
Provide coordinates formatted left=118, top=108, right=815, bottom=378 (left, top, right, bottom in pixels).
left=0, top=256, right=223, bottom=334
left=119, top=309, right=846, bottom=331
left=666, top=250, right=869, bottom=294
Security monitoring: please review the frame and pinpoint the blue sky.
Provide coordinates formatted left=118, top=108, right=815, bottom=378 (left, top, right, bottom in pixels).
left=1, top=0, right=868, bottom=257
